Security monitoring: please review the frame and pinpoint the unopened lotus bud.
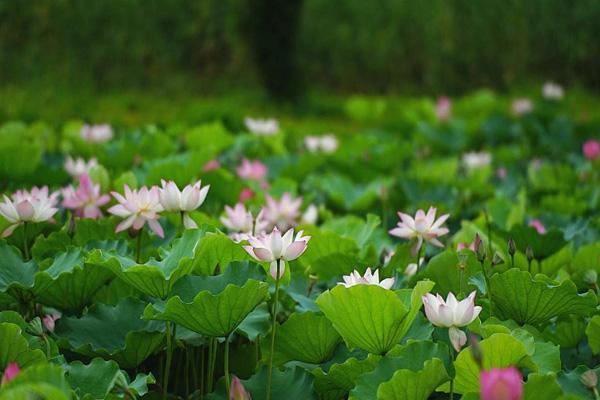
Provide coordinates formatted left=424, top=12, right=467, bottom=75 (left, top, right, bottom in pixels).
left=469, top=333, right=484, bottom=368
left=475, top=237, right=486, bottom=263
left=507, top=238, right=516, bottom=256
left=230, top=375, right=252, bottom=400
left=580, top=370, right=598, bottom=389
left=492, top=252, right=504, bottom=267
left=526, top=245, right=534, bottom=262
left=583, top=270, right=597, bottom=286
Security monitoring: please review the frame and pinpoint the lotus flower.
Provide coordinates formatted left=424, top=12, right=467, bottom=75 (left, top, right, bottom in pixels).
left=529, top=219, right=546, bottom=234
left=462, top=151, right=492, bottom=170
left=221, top=203, right=268, bottom=242
left=237, top=159, right=268, bottom=181
left=422, top=291, right=482, bottom=351
left=80, top=124, right=113, bottom=143
left=239, top=188, right=255, bottom=202
left=511, top=98, right=533, bottom=116
left=244, top=117, right=279, bottom=136
left=203, top=159, right=221, bottom=171
left=339, top=268, right=395, bottom=289
left=64, top=156, right=98, bottom=178
left=243, top=227, right=310, bottom=264
left=62, top=174, right=110, bottom=219
left=436, top=96, right=452, bottom=121
left=263, top=193, right=302, bottom=231
left=542, top=82, right=564, bottom=100
left=404, top=257, right=424, bottom=278
left=42, top=314, right=60, bottom=332
left=300, top=204, right=318, bottom=225
left=496, top=167, right=507, bottom=179
left=304, top=134, right=338, bottom=154
left=230, top=376, right=252, bottom=400
left=1, top=363, right=20, bottom=386
left=158, top=180, right=209, bottom=229
left=0, top=186, right=59, bottom=237
left=583, top=139, right=600, bottom=161
left=389, top=207, right=450, bottom=249
left=108, top=185, right=164, bottom=238
left=480, top=367, right=523, bottom=400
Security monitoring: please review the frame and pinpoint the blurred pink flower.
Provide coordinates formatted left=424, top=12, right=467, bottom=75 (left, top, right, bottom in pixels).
left=480, top=367, right=523, bottom=400
left=496, top=167, right=507, bottom=179
left=1, top=362, right=20, bottom=386
left=230, top=375, right=252, bottom=400
left=511, top=98, right=533, bottom=116
left=0, top=186, right=59, bottom=237
left=583, top=139, right=600, bottom=161
left=529, top=219, right=546, bottom=234
left=339, top=268, right=395, bottom=289
left=64, top=156, right=98, bottom=178
left=239, top=188, right=255, bottom=202
left=203, top=159, right=221, bottom=172
left=389, top=207, right=450, bottom=249
left=62, top=174, right=110, bottom=219
left=436, top=96, right=452, bottom=122
left=80, top=124, right=113, bottom=143
left=108, top=185, right=164, bottom=238
left=263, top=193, right=302, bottom=231
left=237, top=159, right=268, bottom=181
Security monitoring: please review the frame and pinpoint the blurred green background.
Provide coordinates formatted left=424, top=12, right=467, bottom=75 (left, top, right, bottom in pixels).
left=1, top=0, right=600, bottom=122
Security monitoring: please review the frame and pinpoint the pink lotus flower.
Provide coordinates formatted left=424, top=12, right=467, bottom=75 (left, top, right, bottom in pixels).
left=436, top=96, right=452, bottom=122
left=203, top=159, right=221, bottom=172
left=263, top=193, right=302, bottom=231
left=80, top=124, right=113, bottom=143
left=221, top=204, right=268, bottom=243
left=244, top=117, right=279, bottom=136
left=511, top=98, right=533, bottom=116
left=237, top=159, right=268, bottom=181
left=0, top=186, right=59, bottom=237
left=230, top=375, right=252, bottom=400
left=62, top=174, right=110, bottom=219
left=422, top=291, right=482, bottom=351
left=42, top=314, right=60, bottom=332
left=64, top=156, right=98, bottom=179
left=389, top=207, right=450, bottom=249
left=158, top=180, right=210, bottom=229
left=108, top=185, right=164, bottom=238
left=583, top=139, right=600, bottom=161
left=457, top=239, right=477, bottom=252
left=480, top=367, right=523, bottom=400
left=529, top=219, right=546, bottom=234
left=542, top=82, right=564, bottom=100
left=239, top=188, right=255, bottom=202
left=243, top=227, right=310, bottom=264
left=338, top=268, right=395, bottom=290
left=1, top=362, right=20, bottom=386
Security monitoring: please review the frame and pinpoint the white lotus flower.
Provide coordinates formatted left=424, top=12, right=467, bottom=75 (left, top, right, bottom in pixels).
left=389, top=206, right=450, bottom=249
left=542, top=82, right=564, bottom=100
left=0, top=186, right=59, bottom=237
left=263, top=193, right=302, bottom=231
left=64, top=156, right=98, bottom=178
left=462, top=151, right=492, bottom=170
left=243, top=227, right=310, bottom=263
left=108, top=185, right=164, bottom=238
left=304, top=134, right=339, bottom=154
left=338, top=268, right=395, bottom=290
left=221, top=203, right=269, bottom=243
left=300, top=204, right=318, bottom=225
left=244, top=117, right=279, bottom=136
left=80, top=124, right=113, bottom=143
left=158, top=180, right=209, bottom=229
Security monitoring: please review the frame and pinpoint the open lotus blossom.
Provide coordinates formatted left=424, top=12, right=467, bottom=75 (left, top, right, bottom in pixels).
left=389, top=207, right=450, bottom=249
left=221, top=203, right=268, bottom=243
left=542, top=82, right=564, bottom=100
left=511, top=98, right=533, bottom=116
left=108, top=185, right=165, bottom=238
left=304, top=134, right=339, bottom=154
left=1, top=362, right=20, bottom=386
left=244, top=117, right=279, bottom=136
left=64, top=156, right=98, bottom=178
left=62, top=174, right=110, bottom=219
left=263, top=193, right=302, bottom=231
left=529, top=219, right=546, bottom=234
left=0, top=186, right=59, bottom=237
left=237, top=159, right=268, bottom=181
left=480, top=367, right=523, bottom=400
left=158, top=180, right=210, bottom=229
left=436, top=96, right=452, bottom=122
left=243, top=227, right=310, bottom=264
left=80, top=123, right=113, bottom=143
left=462, top=151, right=492, bottom=170
left=422, top=291, right=482, bottom=352
left=339, top=268, right=395, bottom=289
left=583, top=139, right=600, bottom=161
left=230, top=375, right=252, bottom=400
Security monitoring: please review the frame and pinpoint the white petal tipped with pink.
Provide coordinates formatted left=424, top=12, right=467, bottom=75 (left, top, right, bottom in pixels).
left=338, top=268, right=395, bottom=290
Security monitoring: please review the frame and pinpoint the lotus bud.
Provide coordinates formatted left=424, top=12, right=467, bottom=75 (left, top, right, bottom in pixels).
left=507, top=238, right=516, bottom=256
left=525, top=245, right=534, bottom=262
left=581, top=370, right=598, bottom=390
left=449, top=326, right=467, bottom=352
left=230, top=376, right=252, bottom=400
left=469, top=333, right=484, bottom=368
left=475, top=235, right=486, bottom=263
left=1, top=363, right=20, bottom=386
left=583, top=270, right=597, bottom=286
left=492, top=252, right=504, bottom=267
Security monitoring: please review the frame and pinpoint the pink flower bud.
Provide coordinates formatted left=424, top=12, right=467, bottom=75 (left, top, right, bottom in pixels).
left=583, top=139, right=600, bottom=161
left=203, top=159, right=221, bottom=172
left=480, top=367, right=523, bottom=400
left=230, top=375, right=252, bottom=400
left=43, top=314, right=59, bottom=332
left=239, top=188, right=255, bottom=202
left=1, top=363, right=20, bottom=386
left=529, top=219, right=546, bottom=234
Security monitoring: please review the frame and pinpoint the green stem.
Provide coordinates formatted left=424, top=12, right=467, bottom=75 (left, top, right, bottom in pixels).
left=458, top=268, right=464, bottom=296
left=199, top=345, right=205, bottom=398
left=207, top=338, right=217, bottom=394
left=163, top=321, right=173, bottom=399
left=481, top=260, right=493, bottom=317
left=485, top=211, right=493, bottom=261
left=415, top=241, right=424, bottom=272
left=22, top=222, right=30, bottom=260
left=180, top=211, right=186, bottom=236
left=449, top=343, right=456, bottom=400
left=266, top=259, right=281, bottom=400
left=510, top=254, right=515, bottom=269
left=136, top=229, right=143, bottom=264
left=185, top=346, right=190, bottom=399
left=224, top=334, right=231, bottom=397
left=42, top=334, right=51, bottom=359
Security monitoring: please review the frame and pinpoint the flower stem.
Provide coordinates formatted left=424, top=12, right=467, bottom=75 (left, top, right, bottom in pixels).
left=266, top=259, right=281, bottom=400
left=415, top=241, right=424, bottom=272
left=22, top=222, right=30, bottom=260
left=449, top=344, right=457, bottom=400
left=224, top=334, right=231, bottom=397
left=136, top=230, right=143, bottom=264
left=163, top=321, right=174, bottom=399
left=481, top=260, right=493, bottom=317
left=458, top=268, right=464, bottom=296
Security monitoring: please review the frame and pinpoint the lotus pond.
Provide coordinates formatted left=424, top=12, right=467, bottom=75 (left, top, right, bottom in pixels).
left=0, top=88, right=599, bottom=400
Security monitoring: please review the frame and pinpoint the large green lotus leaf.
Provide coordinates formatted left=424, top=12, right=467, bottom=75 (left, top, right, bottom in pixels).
left=0, top=322, right=46, bottom=370
left=311, top=173, right=388, bottom=211
left=0, top=242, right=37, bottom=296
left=312, top=354, right=381, bottom=400
left=524, top=373, right=564, bottom=400
left=423, top=250, right=483, bottom=296
left=298, top=230, right=362, bottom=280
left=586, top=315, right=600, bottom=354
left=543, top=315, right=586, bottom=348
left=243, top=366, right=317, bottom=400
left=490, top=268, right=597, bottom=326
left=316, top=281, right=434, bottom=354
left=0, top=363, right=71, bottom=400
left=87, top=229, right=206, bottom=298
left=507, top=225, right=567, bottom=260
left=273, top=312, right=340, bottom=365
left=237, top=304, right=270, bottom=341
left=557, top=365, right=600, bottom=399
left=190, top=232, right=251, bottom=275
left=446, top=333, right=531, bottom=394
left=376, top=358, right=450, bottom=400
left=54, top=297, right=164, bottom=369
left=144, top=278, right=268, bottom=337
left=350, top=340, right=452, bottom=400
left=33, top=247, right=113, bottom=311
left=321, top=214, right=382, bottom=250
